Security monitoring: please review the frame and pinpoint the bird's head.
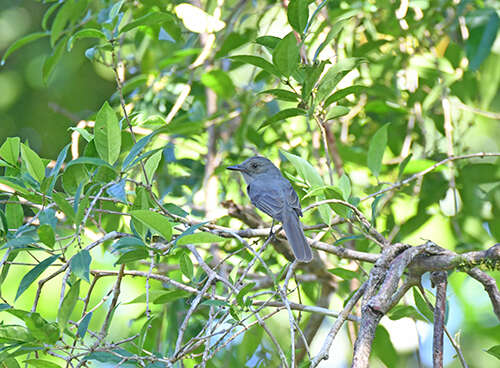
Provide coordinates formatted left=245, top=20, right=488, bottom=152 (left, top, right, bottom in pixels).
left=227, top=156, right=281, bottom=182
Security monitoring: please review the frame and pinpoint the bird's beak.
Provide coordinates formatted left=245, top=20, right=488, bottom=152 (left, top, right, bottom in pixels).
left=227, top=164, right=245, bottom=172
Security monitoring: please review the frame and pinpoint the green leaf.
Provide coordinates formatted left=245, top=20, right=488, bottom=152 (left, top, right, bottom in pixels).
left=0, top=325, right=31, bottom=343
left=179, top=253, right=194, bottom=279
left=236, top=282, right=256, bottom=306
left=37, top=224, right=55, bottom=248
left=328, top=268, right=359, bottom=280
left=281, top=151, right=323, bottom=188
left=367, top=124, right=389, bottom=178
left=1, top=358, right=20, bottom=368
left=1, top=32, right=49, bottom=66
left=130, top=210, right=172, bottom=241
left=466, top=9, right=500, bottom=71
left=255, top=35, right=281, bottom=50
left=200, top=70, right=236, bottom=99
left=176, top=232, right=226, bottom=245
left=324, top=187, right=350, bottom=218
left=52, top=192, right=75, bottom=224
left=485, top=345, right=500, bottom=360
left=20, top=143, right=45, bottom=183
left=23, top=360, right=61, bottom=368
left=413, top=287, right=434, bottom=322
left=398, top=154, right=412, bottom=179
left=259, top=108, right=306, bottom=130
left=58, top=280, right=81, bottom=331
left=229, top=55, right=280, bottom=77
left=94, top=101, right=121, bottom=165
left=68, top=127, right=93, bottom=142
left=201, top=299, right=229, bottom=307
left=372, top=325, right=399, bottom=367
left=317, top=58, right=365, bottom=102
left=324, top=85, right=366, bottom=107
left=15, top=255, right=60, bottom=301
left=6, top=310, right=59, bottom=344
left=338, top=174, right=351, bottom=200
left=142, top=150, right=162, bottom=183
left=65, top=157, right=115, bottom=170
left=388, top=305, right=426, bottom=321
left=122, top=134, right=153, bottom=171
left=120, top=11, right=177, bottom=34
left=287, top=0, right=309, bottom=34
left=114, top=249, right=148, bottom=265
left=326, top=105, right=350, bottom=120
left=0, top=137, right=20, bottom=166
left=5, top=195, right=23, bottom=229
left=43, top=35, right=67, bottom=84
left=71, top=250, right=91, bottom=282
left=272, top=32, right=299, bottom=78
left=77, top=312, right=92, bottom=338
left=153, top=290, right=191, bottom=304
left=1, top=236, right=37, bottom=250
left=258, top=88, right=299, bottom=102
left=67, top=28, right=107, bottom=51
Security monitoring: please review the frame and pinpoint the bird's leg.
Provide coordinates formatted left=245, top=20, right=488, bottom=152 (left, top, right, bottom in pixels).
left=267, top=218, right=276, bottom=240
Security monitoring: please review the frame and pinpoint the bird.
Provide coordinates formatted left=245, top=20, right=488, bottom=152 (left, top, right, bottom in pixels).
left=227, top=156, right=313, bottom=262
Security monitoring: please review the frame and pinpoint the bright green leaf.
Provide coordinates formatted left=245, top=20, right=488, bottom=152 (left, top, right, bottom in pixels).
left=326, top=105, right=350, bottom=120
left=23, top=359, right=61, bottom=368
left=37, top=224, right=55, bottom=248
left=0, top=137, right=20, bottom=166
left=201, top=70, right=236, bottom=99
left=20, top=143, right=45, bottom=183
left=1, top=32, right=49, bottom=66
left=94, top=101, right=121, bottom=165
left=67, top=28, right=107, bottom=51
left=485, top=345, right=500, bottom=360
left=176, top=232, right=226, bottom=245
left=15, top=255, right=60, bottom=300
left=287, top=0, right=309, bottom=34
left=367, top=124, right=389, bottom=178
left=130, top=210, right=173, bottom=241
left=229, top=55, right=280, bottom=77
left=338, top=174, right=351, bottom=200
left=272, top=32, right=299, bottom=78
left=5, top=195, right=23, bottom=229
left=258, top=88, right=299, bottom=102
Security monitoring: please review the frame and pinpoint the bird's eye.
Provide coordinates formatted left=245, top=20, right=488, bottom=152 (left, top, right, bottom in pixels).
left=251, top=163, right=258, bottom=168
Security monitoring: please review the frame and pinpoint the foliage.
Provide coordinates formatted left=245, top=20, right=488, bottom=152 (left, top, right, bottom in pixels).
left=1, top=0, right=500, bottom=367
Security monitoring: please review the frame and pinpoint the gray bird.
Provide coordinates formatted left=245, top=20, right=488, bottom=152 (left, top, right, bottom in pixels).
left=227, top=156, right=313, bottom=262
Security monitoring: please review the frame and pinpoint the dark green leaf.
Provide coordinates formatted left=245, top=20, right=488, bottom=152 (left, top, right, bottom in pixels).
left=372, top=325, right=399, bottom=367
left=71, top=250, right=91, bottom=282
left=317, top=58, right=365, bottom=102
left=259, top=88, right=299, bottom=102
left=15, top=255, right=60, bottom=300
left=77, top=312, right=92, bottom=338
left=114, top=249, right=149, bottom=264
left=43, top=36, right=67, bottom=83
left=324, top=85, right=366, bottom=107
left=0, top=137, right=20, bottom=166
left=122, top=134, right=153, bottom=171
left=5, top=195, right=23, bottom=229
left=255, top=35, right=281, bottom=50
left=466, top=9, right=500, bottom=71
left=67, top=28, right=107, bottom=51
left=65, top=157, right=115, bottom=170
left=287, top=0, right=309, bottom=34
left=106, top=180, right=127, bottom=203
left=259, top=108, right=306, bottom=130
left=201, top=299, right=229, bottom=307
left=272, top=32, right=299, bottom=78
left=1, top=32, right=49, bottom=66
left=37, top=224, right=55, bottom=248
left=1, top=236, right=37, bottom=250
left=367, top=124, right=389, bottom=178
left=398, top=154, right=412, bottom=179
left=179, top=253, right=194, bottom=279
left=58, top=280, right=81, bottom=331
left=229, top=55, right=280, bottom=77
left=94, top=101, right=121, bottom=165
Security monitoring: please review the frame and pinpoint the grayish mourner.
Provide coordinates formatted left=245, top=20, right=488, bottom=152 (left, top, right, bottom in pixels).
left=227, top=156, right=313, bottom=262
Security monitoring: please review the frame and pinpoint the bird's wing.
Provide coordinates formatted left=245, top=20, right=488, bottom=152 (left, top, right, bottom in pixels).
left=283, top=180, right=303, bottom=217
left=247, top=182, right=285, bottom=220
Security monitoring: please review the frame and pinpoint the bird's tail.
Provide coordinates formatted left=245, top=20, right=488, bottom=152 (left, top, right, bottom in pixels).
left=281, top=209, right=313, bottom=262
